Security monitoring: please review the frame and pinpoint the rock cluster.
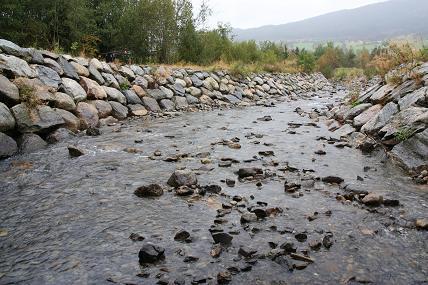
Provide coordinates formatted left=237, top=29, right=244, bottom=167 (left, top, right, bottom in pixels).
left=0, top=38, right=330, bottom=159
left=330, top=63, right=428, bottom=182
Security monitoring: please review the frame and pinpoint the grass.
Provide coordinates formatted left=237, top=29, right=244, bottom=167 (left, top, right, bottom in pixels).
left=333, top=68, right=364, bottom=81
left=395, top=128, right=414, bottom=142
left=119, top=82, right=130, bottom=91
left=15, top=82, right=39, bottom=109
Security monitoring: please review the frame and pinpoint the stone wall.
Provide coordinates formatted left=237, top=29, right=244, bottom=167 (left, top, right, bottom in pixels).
left=330, top=63, right=428, bottom=183
left=0, top=39, right=330, bottom=159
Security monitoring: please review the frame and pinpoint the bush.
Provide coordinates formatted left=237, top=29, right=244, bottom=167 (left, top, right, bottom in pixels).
left=333, top=68, right=364, bottom=81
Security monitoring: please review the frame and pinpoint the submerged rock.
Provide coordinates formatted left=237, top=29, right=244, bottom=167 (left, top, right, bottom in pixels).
left=138, top=243, right=165, bottom=264
left=134, top=184, right=164, bottom=197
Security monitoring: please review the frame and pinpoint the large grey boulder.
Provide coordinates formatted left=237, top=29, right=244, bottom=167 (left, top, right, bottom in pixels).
left=361, top=102, right=399, bottom=134
left=223, top=95, right=241, bottom=104
left=102, top=73, right=119, bottom=89
left=159, top=99, right=175, bottom=111
left=0, top=132, right=18, bottom=158
left=142, top=97, right=161, bottom=112
left=186, top=95, right=199, bottom=105
left=79, top=77, right=107, bottom=100
left=0, top=39, right=25, bottom=57
left=70, top=61, right=90, bottom=77
left=353, top=104, right=383, bottom=128
left=172, top=96, right=188, bottom=109
left=17, top=133, right=47, bottom=154
left=61, top=78, right=87, bottom=102
left=191, top=75, right=203, bottom=87
left=134, top=76, right=148, bottom=89
left=398, top=87, right=427, bottom=110
left=43, top=58, right=63, bottom=75
left=89, top=100, right=112, bottom=119
left=0, top=54, right=36, bottom=78
left=57, top=56, right=79, bottom=80
left=11, top=104, right=64, bottom=133
left=54, top=108, right=80, bottom=132
left=52, top=92, right=76, bottom=111
left=370, top=84, right=395, bottom=104
left=109, top=101, right=129, bottom=120
left=0, top=103, right=15, bottom=132
left=160, top=86, right=174, bottom=99
left=390, top=129, right=428, bottom=172
left=344, top=103, right=372, bottom=120
left=119, top=66, right=136, bottom=80
left=123, top=90, right=142, bottom=104
left=0, top=74, right=20, bottom=104
left=88, top=63, right=105, bottom=85
left=75, top=102, right=99, bottom=129
left=146, top=89, right=168, bottom=101
left=103, top=86, right=127, bottom=105
left=380, top=107, right=428, bottom=140
left=33, top=65, right=61, bottom=89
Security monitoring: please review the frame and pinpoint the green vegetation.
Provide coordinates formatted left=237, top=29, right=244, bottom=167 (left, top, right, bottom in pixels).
left=1, top=1, right=427, bottom=77
left=15, top=82, right=39, bottom=110
left=119, top=82, right=130, bottom=91
left=395, top=128, right=414, bottom=142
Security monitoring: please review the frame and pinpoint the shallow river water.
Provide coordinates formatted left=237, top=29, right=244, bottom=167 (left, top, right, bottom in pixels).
left=0, top=92, right=427, bottom=285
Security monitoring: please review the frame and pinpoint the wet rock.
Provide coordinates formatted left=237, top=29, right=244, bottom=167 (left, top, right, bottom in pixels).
left=390, top=129, right=428, bottom=173
left=294, top=233, right=307, bottom=242
left=252, top=208, right=267, bottom=218
left=237, top=168, right=263, bottom=179
left=183, top=255, right=199, bottom=263
left=212, top=232, right=233, bottom=245
left=259, top=150, right=274, bottom=156
left=226, top=179, right=235, bottom=187
left=238, top=246, right=257, bottom=258
left=0, top=132, right=18, bottom=158
left=361, top=193, right=383, bottom=206
left=217, top=271, right=232, bottom=284
left=415, top=218, right=428, bottom=230
left=46, top=128, right=74, bottom=143
left=175, top=186, right=194, bottom=196
left=309, top=240, right=322, bottom=250
left=67, top=145, right=85, bottom=157
left=284, top=180, right=301, bottom=193
left=290, top=253, right=314, bottom=263
left=210, top=244, right=222, bottom=258
left=240, top=213, right=257, bottom=223
left=75, top=102, right=99, bottom=129
left=257, top=115, right=272, bottom=121
left=322, top=233, right=334, bottom=249
left=134, top=184, right=164, bottom=197
left=11, top=104, right=64, bottom=133
left=314, top=149, right=326, bottom=155
left=138, top=244, right=165, bottom=264
left=142, top=96, right=161, bottom=112
left=280, top=242, right=297, bottom=253
left=321, top=176, right=344, bottom=184
left=167, top=170, right=198, bottom=187
left=201, top=185, right=222, bottom=194
left=174, top=230, right=190, bottom=241
left=129, top=233, right=145, bottom=241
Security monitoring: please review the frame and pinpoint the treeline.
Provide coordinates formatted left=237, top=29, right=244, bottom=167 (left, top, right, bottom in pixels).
left=1, top=0, right=427, bottom=78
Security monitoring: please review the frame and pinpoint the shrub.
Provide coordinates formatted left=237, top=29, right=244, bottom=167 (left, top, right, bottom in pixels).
left=119, top=82, right=130, bottom=90
left=395, top=128, right=414, bottom=142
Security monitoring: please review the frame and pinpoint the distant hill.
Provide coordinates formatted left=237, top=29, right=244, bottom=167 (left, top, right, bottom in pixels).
left=233, top=0, right=428, bottom=42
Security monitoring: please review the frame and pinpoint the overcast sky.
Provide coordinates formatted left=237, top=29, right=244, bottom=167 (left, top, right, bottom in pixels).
left=192, top=0, right=387, bottom=29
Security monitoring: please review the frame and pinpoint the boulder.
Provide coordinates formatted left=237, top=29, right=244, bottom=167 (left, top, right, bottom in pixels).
left=146, top=89, right=168, bottom=101
left=390, top=129, right=428, bottom=172
left=17, top=133, right=47, bottom=154
left=60, top=78, right=86, bottom=102
left=138, top=244, right=165, bottom=264
left=46, top=128, right=74, bottom=143
left=334, top=124, right=355, bottom=137
left=11, top=104, right=64, bottom=133
left=159, top=86, right=174, bottom=99
left=79, top=77, right=107, bottom=100
left=57, top=56, right=79, bottom=80
left=0, top=132, right=18, bottom=158
left=0, top=74, right=20, bottom=104
left=189, top=87, right=202, bottom=97
left=223, top=95, right=240, bottom=104
left=43, top=58, right=63, bottom=75
left=0, top=39, right=26, bottom=57
left=123, top=90, right=142, bottom=104
left=362, top=193, right=383, bottom=206
left=361, top=102, right=399, bottom=134
left=70, top=61, right=90, bottom=77
left=119, top=66, right=135, bottom=80
left=52, top=92, right=76, bottom=111
left=0, top=54, right=36, bottom=78
left=102, top=72, right=119, bottom=89
left=109, top=101, right=128, bottom=120
left=54, top=108, right=80, bottom=132
left=103, top=86, right=127, bottom=104
left=167, top=170, right=198, bottom=187
left=191, top=75, right=203, bottom=87
left=75, top=102, right=99, bottom=129
left=203, top=77, right=219, bottom=91
left=128, top=104, right=148, bottom=116
left=199, top=95, right=214, bottom=105
left=186, top=95, right=199, bottom=105
left=398, top=87, right=427, bottom=110
left=0, top=103, right=16, bottom=132
left=89, top=100, right=112, bottom=118
left=88, top=63, right=105, bottom=85
left=380, top=107, right=428, bottom=139
left=33, top=65, right=61, bottom=89
left=369, top=84, right=395, bottom=104
left=172, top=96, right=188, bottom=109
left=159, top=99, right=175, bottom=111
left=131, top=85, right=146, bottom=97
left=142, top=97, right=161, bottom=112
left=353, top=104, right=383, bottom=128
left=134, top=76, right=148, bottom=89
left=344, top=103, right=372, bottom=120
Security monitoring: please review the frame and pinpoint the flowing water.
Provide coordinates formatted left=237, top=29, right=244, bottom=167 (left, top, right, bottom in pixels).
left=0, top=91, right=427, bottom=285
